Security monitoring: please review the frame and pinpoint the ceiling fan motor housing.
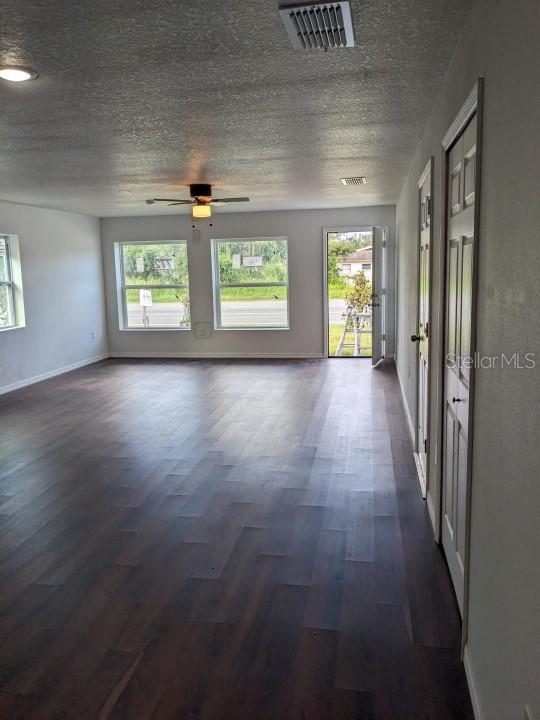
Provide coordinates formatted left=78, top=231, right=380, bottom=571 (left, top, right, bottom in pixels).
left=190, top=183, right=212, bottom=201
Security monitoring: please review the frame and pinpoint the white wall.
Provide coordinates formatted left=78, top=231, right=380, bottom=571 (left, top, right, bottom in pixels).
left=395, top=0, right=540, bottom=718
left=0, top=201, right=108, bottom=392
left=101, top=205, right=395, bottom=358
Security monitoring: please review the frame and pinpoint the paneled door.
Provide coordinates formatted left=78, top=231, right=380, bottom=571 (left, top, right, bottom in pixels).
left=413, top=160, right=433, bottom=489
left=442, top=113, right=477, bottom=615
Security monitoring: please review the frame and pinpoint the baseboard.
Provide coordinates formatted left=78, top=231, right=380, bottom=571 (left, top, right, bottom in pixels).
left=426, top=491, right=437, bottom=532
left=413, top=452, right=427, bottom=498
left=0, top=353, right=109, bottom=395
left=396, top=368, right=415, bottom=443
left=109, top=351, right=324, bottom=359
left=463, top=644, right=484, bottom=720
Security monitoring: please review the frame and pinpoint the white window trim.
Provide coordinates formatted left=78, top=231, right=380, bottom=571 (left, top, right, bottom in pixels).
left=0, top=234, right=25, bottom=333
left=116, top=239, right=191, bottom=331
left=211, top=237, right=290, bottom=331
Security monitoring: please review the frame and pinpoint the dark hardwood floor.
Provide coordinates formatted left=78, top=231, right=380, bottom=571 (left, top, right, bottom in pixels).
left=0, top=358, right=473, bottom=719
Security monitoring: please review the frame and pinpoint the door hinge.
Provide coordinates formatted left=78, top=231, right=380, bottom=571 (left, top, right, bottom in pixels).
left=425, top=321, right=429, bottom=338
left=382, top=333, right=386, bottom=341
left=426, top=195, right=431, bottom=217
left=424, top=437, right=429, bottom=454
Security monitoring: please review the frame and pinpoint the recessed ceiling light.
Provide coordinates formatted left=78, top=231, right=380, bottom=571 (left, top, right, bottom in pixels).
left=0, top=66, right=38, bottom=83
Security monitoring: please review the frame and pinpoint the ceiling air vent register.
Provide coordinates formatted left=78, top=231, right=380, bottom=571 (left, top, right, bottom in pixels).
left=341, top=177, right=367, bottom=186
left=279, top=2, right=355, bottom=50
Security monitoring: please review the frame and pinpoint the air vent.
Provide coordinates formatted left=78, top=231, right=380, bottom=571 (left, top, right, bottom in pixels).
left=341, top=176, right=367, bottom=186
left=279, top=2, right=355, bottom=50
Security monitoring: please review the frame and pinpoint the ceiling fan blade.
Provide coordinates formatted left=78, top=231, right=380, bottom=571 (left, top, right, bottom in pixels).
left=211, top=197, right=250, bottom=204
left=152, top=198, right=192, bottom=204
left=168, top=202, right=193, bottom=206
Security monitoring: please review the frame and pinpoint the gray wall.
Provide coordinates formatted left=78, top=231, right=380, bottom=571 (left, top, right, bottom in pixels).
left=101, top=205, right=396, bottom=358
left=0, top=201, right=108, bottom=392
left=395, top=0, right=540, bottom=718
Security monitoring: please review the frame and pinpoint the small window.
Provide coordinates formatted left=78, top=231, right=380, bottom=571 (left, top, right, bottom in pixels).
left=212, top=237, right=289, bottom=329
left=340, top=263, right=352, bottom=275
left=118, top=241, right=190, bottom=329
left=0, top=236, right=16, bottom=329
left=362, top=263, right=371, bottom=271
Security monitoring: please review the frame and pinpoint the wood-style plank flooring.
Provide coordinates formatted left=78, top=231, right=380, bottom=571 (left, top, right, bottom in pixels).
left=0, top=358, right=473, bottom=719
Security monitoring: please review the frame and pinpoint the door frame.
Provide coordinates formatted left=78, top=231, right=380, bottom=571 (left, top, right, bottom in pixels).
left=414, top=157, right=434, bottom=499
left=435, top=79, right=484, bottom=649
left=322, top=226, right=383, bottom=358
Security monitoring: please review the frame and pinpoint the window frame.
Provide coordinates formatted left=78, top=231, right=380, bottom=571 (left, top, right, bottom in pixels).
left=0, top=235, right=16, bottom=331
left=117, top=239, right=191, bottom=331
left=211, top=236, right=290, bottom=331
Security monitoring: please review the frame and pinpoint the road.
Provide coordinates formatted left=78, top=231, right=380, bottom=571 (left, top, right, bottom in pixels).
left=127, top=298, right=348, bottom=328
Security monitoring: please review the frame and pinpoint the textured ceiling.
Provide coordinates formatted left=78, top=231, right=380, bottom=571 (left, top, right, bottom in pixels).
left=0, top=0, right=472, bottom=217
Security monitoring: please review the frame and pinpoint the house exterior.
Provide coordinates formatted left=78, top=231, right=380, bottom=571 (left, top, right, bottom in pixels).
left=336, top=245, right=372, bottom=282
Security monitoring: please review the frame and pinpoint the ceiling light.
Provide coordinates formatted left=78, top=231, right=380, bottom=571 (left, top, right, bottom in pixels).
left=192, top=203, right=212, bottom=219
left=0, top=66, right=38, bottom=82
left=341, top=176, right=367, bottom=186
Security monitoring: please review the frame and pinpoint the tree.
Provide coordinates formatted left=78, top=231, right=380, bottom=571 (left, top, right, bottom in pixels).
left=345, top=271, right=372, bottom=313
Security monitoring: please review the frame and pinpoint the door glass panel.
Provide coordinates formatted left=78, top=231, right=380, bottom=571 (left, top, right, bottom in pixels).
left=327, top=230, right=373, bottom=357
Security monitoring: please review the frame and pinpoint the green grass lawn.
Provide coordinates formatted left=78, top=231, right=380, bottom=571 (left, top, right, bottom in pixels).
left=126, top=286, right=287, bottom=303
left=328, top=322, right=372, bottom=358
left=219, top=286, right=287, bottom=301
left=328, top=282, right=349, bottom=299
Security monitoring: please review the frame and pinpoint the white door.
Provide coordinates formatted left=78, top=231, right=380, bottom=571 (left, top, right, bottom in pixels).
left=413, top=162, right=432, bottom=486
left=371, top=227, right=385, bottom=366
left=442, top=113, right=477, bottom=614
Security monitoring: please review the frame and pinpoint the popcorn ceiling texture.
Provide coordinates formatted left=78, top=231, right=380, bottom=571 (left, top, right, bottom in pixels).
left=0, top=0, right=471, bottom=216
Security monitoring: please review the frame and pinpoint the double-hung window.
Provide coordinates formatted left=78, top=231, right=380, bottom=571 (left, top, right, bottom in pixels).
left=212, top=237, right=289, bottom=329
left=0, top=236, right=16, bottom=329
left=118, top=241, right=190, bottom=329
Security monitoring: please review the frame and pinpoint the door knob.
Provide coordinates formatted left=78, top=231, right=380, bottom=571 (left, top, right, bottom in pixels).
left=411, top=334, right=421, bottom=342
left=452, top=397, right=463, bottom=403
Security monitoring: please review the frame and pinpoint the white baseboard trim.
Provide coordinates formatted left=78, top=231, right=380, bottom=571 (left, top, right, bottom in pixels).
left=463, top=644, right=484, bottom=720
left=109, top=351, right=324, bottom=359
left=426, top=492, right=437, bottom=532
left=396, top=369, right=415, bottom=443
left=413, top=452, right=427, bottom=498
left=0, top=353, right=109, bottom=395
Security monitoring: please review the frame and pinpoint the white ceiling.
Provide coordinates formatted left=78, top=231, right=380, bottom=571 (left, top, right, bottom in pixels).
left=0, top=0, right=471, bottom=217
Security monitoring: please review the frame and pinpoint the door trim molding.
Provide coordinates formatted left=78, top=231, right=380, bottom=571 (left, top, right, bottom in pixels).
left=414, top=156, right=434, bottom=500
left=436, top=78, right=485, bottom=653
left=442, top=81, right=480, bottom=150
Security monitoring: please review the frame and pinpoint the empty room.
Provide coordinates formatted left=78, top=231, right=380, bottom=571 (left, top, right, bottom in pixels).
left=0, top=1, right=538, bottom=718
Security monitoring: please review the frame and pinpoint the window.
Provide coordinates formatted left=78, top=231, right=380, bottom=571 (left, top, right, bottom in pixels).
left=340, top=263, right=352, bottom=275
left=0, top=236, right=16, bottom=329
left=212, top=237, right=289, bottom=329
left=362, top=263, right=371, bottom=271
left=118, top=241, right=190, bottom=329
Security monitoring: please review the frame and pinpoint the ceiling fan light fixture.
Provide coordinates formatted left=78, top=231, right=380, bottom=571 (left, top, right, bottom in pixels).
left=192, top=203, right=212, bottom=219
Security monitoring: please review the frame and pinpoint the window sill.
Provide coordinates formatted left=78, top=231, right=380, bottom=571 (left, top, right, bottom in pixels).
left=119, top=327, right=192, bottom=332
left=214, top=327, right=290, bottom=332
left=0, top=324, right=25, bottom=334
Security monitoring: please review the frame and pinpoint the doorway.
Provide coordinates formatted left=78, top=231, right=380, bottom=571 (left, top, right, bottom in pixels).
left=325, top=228, right=385, bottom=360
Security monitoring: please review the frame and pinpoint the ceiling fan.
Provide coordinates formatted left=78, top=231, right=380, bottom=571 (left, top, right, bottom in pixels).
left=146, top=183, right=250, bottom=218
